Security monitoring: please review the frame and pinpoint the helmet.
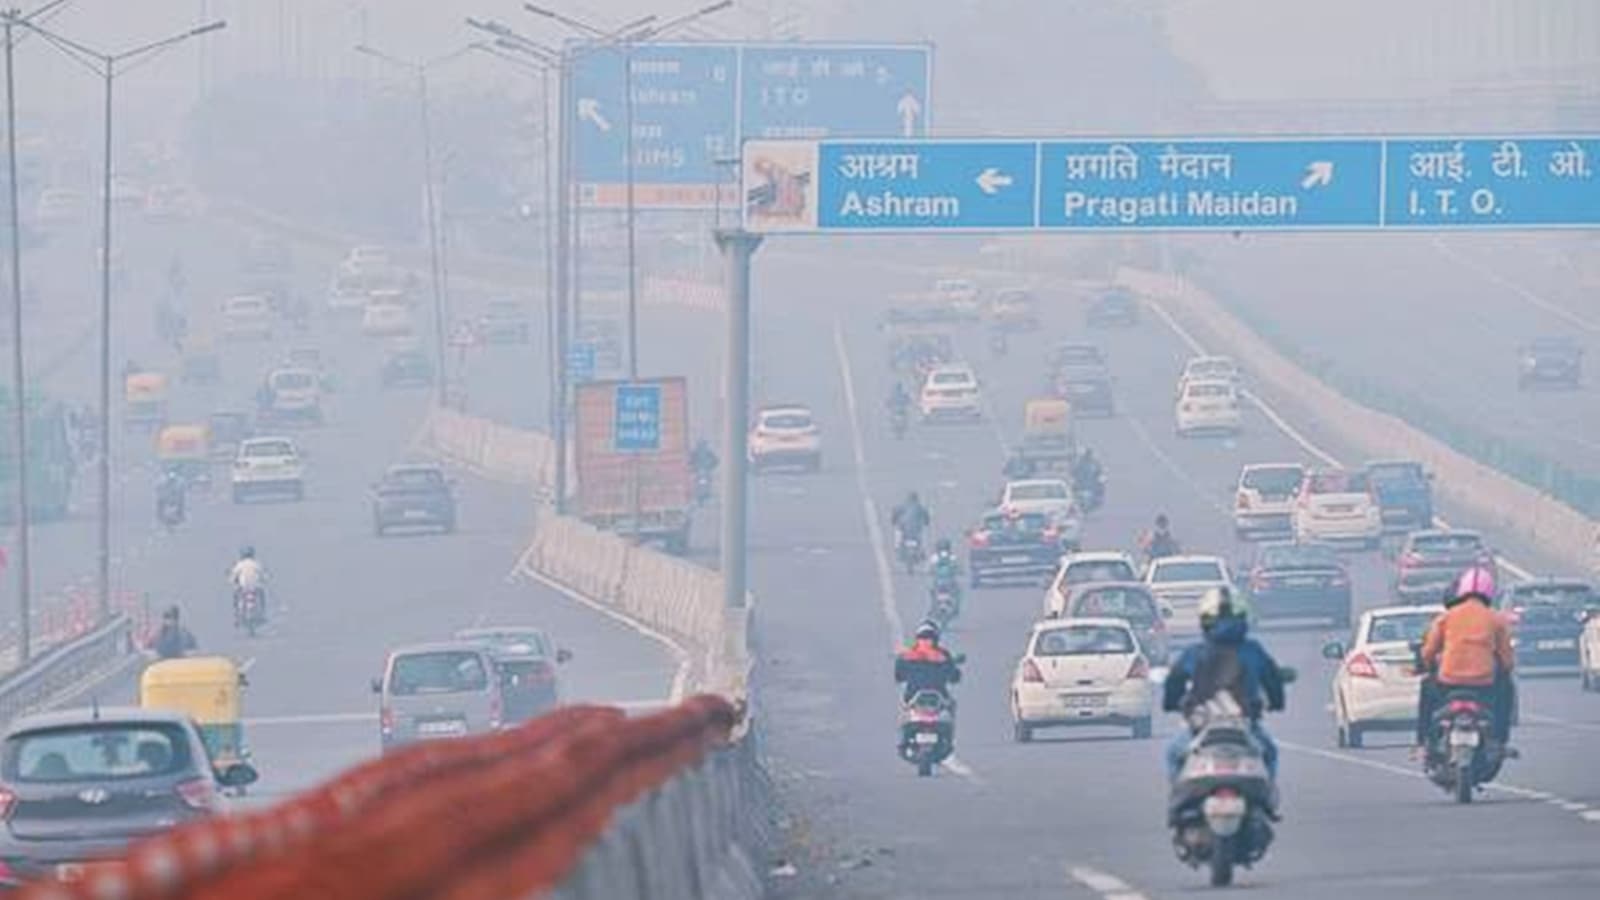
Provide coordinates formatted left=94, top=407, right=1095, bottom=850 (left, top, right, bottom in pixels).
left=1453, top=565, right=1496, bottom=604
left=162, top=605, right=180, bottom=622
left=935, top=538, right=952, bottom=554
left=240, top=546, right=256, bottom=560
left=914, top=620, right=941, bottom=642
left=907, top=491, right=920, bottom=504
left=1155, top=514, right=1170, bottom=530
left=1197, top=586, right=1237, bottom=631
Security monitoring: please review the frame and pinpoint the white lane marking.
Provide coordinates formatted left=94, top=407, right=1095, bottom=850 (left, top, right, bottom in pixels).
left=1523, top=712, right=1600, bottom=733
left=834, top=319, right=981, bottom=786
left=832, top=319, right=904, bottom=647
left=1143, top=293, right=1535, bottom=581
left=1277, top=738, right=1593, bottom=822
left=511, top=545, right=689, bottom=705
left=1431, top=237, right=1600, bottom=335
left=1068, top=865, right=1148, bottom=900
left=1582, top=810, right=1600, bottom=823
left=1122, top=415, right=1232, bottom=517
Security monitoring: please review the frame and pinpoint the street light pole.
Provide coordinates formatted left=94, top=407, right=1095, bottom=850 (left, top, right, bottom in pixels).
left=17, top=16, right=226, bottom=622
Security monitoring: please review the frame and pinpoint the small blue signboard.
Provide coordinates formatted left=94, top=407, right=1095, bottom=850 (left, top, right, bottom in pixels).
left=567, top=344, right=596, bottom=383
left=742, top=135, right=1600, bottom=233
left=613, top=383, right=662, bottom=453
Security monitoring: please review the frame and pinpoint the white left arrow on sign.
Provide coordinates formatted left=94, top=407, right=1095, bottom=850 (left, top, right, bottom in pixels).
left=976, top=167, right=1013, bottom=195
left=577, top=98, right=612, bottom=132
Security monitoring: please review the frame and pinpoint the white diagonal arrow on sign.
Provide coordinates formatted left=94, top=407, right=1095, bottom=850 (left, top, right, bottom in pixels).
left=577, top=98, right=612, bottom=132
left=1301, top=160, right=1334, bottom=189
left=976, top=167, right=1013, bottom=195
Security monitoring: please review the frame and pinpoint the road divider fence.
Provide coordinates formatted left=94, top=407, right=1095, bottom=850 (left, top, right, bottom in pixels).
left=0, top=612, right=136, bottom=727
left=1115, top=265, right=1600, bottom=578
left=22, top=697, right=769, bottom=900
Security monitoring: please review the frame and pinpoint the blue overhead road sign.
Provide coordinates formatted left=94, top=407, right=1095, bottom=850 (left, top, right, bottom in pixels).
left=742, top=135, right=1600, bottom=233
left=613, top=384, right=662, bottom=453
left=572, top=42, right=930, bottom=209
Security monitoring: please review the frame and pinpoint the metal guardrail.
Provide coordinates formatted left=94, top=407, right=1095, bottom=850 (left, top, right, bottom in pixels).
left=0, top=613, right=134, bottom=725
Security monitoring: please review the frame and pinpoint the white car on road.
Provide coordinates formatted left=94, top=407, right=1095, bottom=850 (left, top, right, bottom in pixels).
left=1175, top=379, right=1242, bottom=436
left=748, top=404, right=821, bottom=472
left=1323, top=605, right=1442, bottom=748
left=232, top=436, right=305, bottom=503
left=1010, top=617, right=1154, bottom=741
left=933, top=278, right=981, bottom=318
left=1044, top=551, right=1141, bottom=618
left=1233, top=462, right=1306, bottom=539
left=1295, top=468, right=1382, bottom=548
left=343, top=244, right=392, bottom=277
left=919, top=364, right=982, bottom=421
left=221, top=294, right=274, bottom=341
left=1000, top=478, right=1081, bottom=548
left=1145, top=555, right=1234, bottom=633
left=1177, top=355, right=1241, bottom=394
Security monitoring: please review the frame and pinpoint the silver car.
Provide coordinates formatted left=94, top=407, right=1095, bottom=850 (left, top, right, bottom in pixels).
left=374, top=642, right=504, bottom=750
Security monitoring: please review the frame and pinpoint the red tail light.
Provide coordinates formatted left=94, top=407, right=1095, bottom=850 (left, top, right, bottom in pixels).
left=0, top=785, right=16, bottom=820
left=1446, top=698, right=1484, bottom=714
left=1248, top=571, right=1268, bottom=592
left=1040, top=526, right=1059, bottom=544
left=380, top=706, right=394, bottom=735
left=969, top=531, right=989, bottom=548
left=1400, top=551, right=1422, bottom=569
left=1345, top=652, right=1379, bottom=679
left=1021, top=659, right=1044, bottom=683
left=176, top=777, right=217, bottom=812
left=1126, top=656, right=1150, bottom=680
left=1505, top=607, right=1523, bottom=626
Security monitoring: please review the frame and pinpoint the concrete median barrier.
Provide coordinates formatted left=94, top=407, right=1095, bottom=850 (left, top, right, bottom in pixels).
left=0, top=613, right=137, bottom=727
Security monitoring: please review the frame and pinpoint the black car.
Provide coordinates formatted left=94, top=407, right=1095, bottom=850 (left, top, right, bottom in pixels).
left=1517, top=336, right=1583, bottom=389
left=1055, top=370, right=1115, bottom=416
left=1393, top=529, right=1494, bottom=604
left=1364, top=459, right=1433, bottom=531
left=372, top=464, right=457, bottom=535
left=1500, top=578, right=1596, bottom=671
left=1085, top=286, right=1140, bottom=327
left=0, top=708, right=256, bottom=881
left=967, top=510, right=1063, bottom=587
left=381, top=345, right=435, bottom=388
left=1243, top=541, right=1352, bottom=626
left=453, top=626, right=573, bottom=723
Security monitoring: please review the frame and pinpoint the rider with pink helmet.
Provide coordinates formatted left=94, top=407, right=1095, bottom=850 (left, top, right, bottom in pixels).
left=1415, top=565, right=1516, bottom=754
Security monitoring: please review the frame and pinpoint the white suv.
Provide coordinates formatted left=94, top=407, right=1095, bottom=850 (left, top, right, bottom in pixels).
left=919, top=364, right=982, bottom=421
left=748, top=405, right=821, bottom=473
left=1294, top=468, right=1382, bottom=548
left=1233, top=463, right=1305, bottom=539
left=1043, top=551, right=1141, bottom=618
left=232, top=436, right=305, bottom=503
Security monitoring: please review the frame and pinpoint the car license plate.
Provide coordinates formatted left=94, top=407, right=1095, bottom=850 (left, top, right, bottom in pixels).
left=1001, top=555, right=1031, bottom=564
left=1285, top=576, right=1320, bottom=587
left=1448, top=729, right=1480, bottom=748
left=1536, top=639, right=1575, bottom=651
left=1326, top=504, right=1353, bottom=514
left=913, top=732, right=939, bottom=745
left=1060, top=694, right=1107, bottom=708
left=403, top=509, right=429, bottom=519
left=418, top=719, right=466, bottom=736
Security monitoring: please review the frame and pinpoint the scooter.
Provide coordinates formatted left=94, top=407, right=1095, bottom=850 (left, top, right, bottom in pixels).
left=1424, top=690, right=1506, bottom=804
left=896, top=531, right=923, bottom=574
left=693, top=469, right=713, bottom=506
left=927, top=581, right=961, bottom=628
left=234, top=588, right=266, bottom=638
left=156, top=494, right=185, bottom=531
left=1073, top=473, right=1105, bottom=513
left=898, top=689, right=956, bottom=777
left=1169, top=703, right=1278, bottom=888
left=890, top=405, right=909, bottom=440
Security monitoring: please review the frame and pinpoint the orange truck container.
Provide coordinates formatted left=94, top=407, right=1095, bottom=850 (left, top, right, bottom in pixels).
left=573, top=377, right=692, bottom=553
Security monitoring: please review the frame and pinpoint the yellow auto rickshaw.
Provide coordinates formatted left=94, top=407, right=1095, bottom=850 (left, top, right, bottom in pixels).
left=124, top=371, right=168, bottom=428
left=179, top=334, right=221, bottom=385
left=156, top=423, right=212, bottom=490
left=140, top=656, right=253, bottom=786
left=1003, top=398, right=1077, bottom=478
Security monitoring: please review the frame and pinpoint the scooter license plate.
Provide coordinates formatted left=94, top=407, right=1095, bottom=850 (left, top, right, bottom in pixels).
left=913, top=732, right=939, bottom=745
left=1448, top=729, right=1480, bottom=748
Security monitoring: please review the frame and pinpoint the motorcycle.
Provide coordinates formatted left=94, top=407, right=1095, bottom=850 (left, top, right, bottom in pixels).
left=234, top=587, right=266, bottom=638
left=1424, top=690, right=1505, bottom=804
left=927, top=580, right=961, bottom=628
left=693, top=468, right=713, bottom=506
left=898, top=688, right=955, bottom=777
left=896, top=531, right=923, bottom=575
left=1073, top=472, right=1105, bottom=513
left=156, top=494, right=185, bottom=530
left=1169, top=704, right=1278, bottom=888
left=890, top=405, right=909, bottom=440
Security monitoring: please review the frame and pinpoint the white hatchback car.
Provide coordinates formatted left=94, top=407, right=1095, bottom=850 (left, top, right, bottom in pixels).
left=362, top=301, right=416, bottom=338
left=1044, top=551, right=1142, bottom=618
left=221, top=294, right=274, bottom=341
left=1294, top=468, right=1382, bottom=548
left=1010, top=617, right=1154, bottom=741
left=748, top=405, right=821, bottom=472
left=1233, top=462, right=1306, bottom=539
left=1144, top=555, right=1234, bottom=634
left=919, top=364, right=982, bottom=421
left=1177, top=355, right=1241, bottom=394
left=1323, top=605, right=1442, bottom=748
left=1175, top=379, right=1242, bottom=436
left=1001, top=478, right=1078, bottom=525
left=232, top=436, right=305, bottom=502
